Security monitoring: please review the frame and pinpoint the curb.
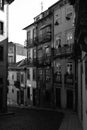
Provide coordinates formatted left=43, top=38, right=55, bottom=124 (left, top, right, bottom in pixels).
left=0, top=112, right=15, bottom=117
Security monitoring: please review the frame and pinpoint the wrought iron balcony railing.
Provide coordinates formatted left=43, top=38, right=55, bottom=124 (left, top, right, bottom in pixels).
left=54, top=44, right=73, bottom=58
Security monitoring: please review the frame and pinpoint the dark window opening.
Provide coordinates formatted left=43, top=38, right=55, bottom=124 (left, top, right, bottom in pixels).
left=12, top=89, right=14, bottom=93
left=0, top=22, right=4, bottom=35
left=0, top=46, right=3, bottom=61
left=27, top=69, right=30, bottom=80
left=27, top=87, right=30, bottom=99
left=33, top=69, right=36, bottom=80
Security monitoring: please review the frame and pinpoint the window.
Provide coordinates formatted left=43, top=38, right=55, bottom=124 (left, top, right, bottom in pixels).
left=55, top=36, right=61, bottom=49
left=8, top=56, right=14, bottom=63
left=33, top=69, right=36, bottom=80
left=28, top=49, right=31, bottom=61
left=40, top=25, right=51, bottom=41
left=27, top=31, right=31, bottom=41
left=66, top=31, right=73, bottom=44
left=27, top=69, right=30, bottom=80
left=12, top=89, right=14, bottom=93
left=33, top=49, right=36, bottom=59
left=67, top=62, right=73, bottom=74
left=27, top=87, right=30, bottom=98
left=45, top=69, right=51, bottom=82
left=38, top=69, right=43, bottom=80
left=0, top=46, right=3, bottom=61
left=0, top=22, right=4, bottom=35
left=33, top=28, right=36, bottom=40
left=0, top=0, right=4, bottom=10
left=17, top=72, right=20, bottom=81
left=27, top=31, right=32, bottom=45
left=12, top=74, right=14, bottom=80
left=44, top=46, right=50, bottom=56
left=21, top=74, right=24, bottom=84
left=38, top=48, right=43, bottom=58
left=54, top=63, right=62, bottom=83
left=8, top=47, right=14, bottom=53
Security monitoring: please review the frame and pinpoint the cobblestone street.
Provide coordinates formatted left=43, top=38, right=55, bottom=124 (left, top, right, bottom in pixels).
left=0, top=107, right=64, bottom=130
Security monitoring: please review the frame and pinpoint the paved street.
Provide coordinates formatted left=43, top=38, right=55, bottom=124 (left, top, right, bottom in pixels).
left=0, top=106, right=64, bottom=130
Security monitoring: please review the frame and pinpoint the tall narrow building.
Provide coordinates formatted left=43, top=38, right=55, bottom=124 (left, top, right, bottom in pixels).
left=0, top=0, right=14, bottom=112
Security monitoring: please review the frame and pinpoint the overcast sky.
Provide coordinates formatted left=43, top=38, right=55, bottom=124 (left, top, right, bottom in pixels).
left=9, top=0, right=58, bottom=45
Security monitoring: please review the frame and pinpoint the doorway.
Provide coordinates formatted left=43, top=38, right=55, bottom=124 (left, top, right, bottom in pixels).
left=17, top=91, right=20, bottom=105
left=33, top=88, right=36, bottom=106
left=67, top=89, right=73, bottom=109
left=56, top=88, right=61, bottom=108
left=20, top=90, right=24, bottom=104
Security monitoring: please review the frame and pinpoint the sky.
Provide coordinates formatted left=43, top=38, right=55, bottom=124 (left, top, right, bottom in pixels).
left=9, top=0, right=59, bottom=45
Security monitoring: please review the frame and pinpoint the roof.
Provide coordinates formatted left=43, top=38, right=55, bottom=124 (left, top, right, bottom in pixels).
left=23, top=22, right=34, bottom=30
left=8, top=58, right=27, bottom=71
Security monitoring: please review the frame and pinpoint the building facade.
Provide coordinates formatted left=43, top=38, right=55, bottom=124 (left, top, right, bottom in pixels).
left=8, top=42, right=27, bottom=65
left=0, top=0, right=14, bottom=112
left=24, top=0, right=77, bottom=110
left=53, top=0, right=75, bottom=110
left=8, top=59, right=28, bottom=106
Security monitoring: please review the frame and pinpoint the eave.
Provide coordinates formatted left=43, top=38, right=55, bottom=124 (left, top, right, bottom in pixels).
left=6, top=0, right=15, bottom=4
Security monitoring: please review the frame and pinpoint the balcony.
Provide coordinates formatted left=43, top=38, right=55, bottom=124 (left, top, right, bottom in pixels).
left=54, top=44, right=73, bottom=58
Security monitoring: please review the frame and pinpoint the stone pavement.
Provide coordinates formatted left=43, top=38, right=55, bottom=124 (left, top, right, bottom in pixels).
left=59, top=112, right=83, bottom=130
left=1, top=105, right=83, bottom=130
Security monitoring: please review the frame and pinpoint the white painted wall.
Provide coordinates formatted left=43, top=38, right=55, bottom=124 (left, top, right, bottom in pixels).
left=7, top=70, right=18, bottom=105
left=0, top=4, right=8, bottom=41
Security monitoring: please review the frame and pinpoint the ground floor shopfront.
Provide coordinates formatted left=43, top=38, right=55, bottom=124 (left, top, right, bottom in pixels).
left=35, top=58, right=77, bottom=111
